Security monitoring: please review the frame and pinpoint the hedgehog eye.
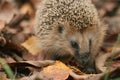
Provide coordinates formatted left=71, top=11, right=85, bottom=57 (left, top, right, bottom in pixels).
left=58, top=25, right=64, bottom=33
left=70, top=41, right=79, bottom=50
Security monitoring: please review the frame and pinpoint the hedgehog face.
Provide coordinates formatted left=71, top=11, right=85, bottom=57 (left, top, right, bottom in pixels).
left=40, top=23, right=94, bottom=64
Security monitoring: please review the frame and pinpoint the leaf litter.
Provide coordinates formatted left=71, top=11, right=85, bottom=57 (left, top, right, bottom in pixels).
left=0, top=0, right=120, bottom=80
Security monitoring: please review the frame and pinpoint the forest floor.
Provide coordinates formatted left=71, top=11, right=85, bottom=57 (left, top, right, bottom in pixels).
left=0, top=0, right=120, bottom=80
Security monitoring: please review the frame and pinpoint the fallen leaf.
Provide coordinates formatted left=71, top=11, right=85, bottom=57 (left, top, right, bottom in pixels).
left=40, top=61, right=70, bottom=80
left=0, top=72, right=7, bottom=79
left=0, top=20, right=5, bottom=30
left=20, top=2, right=35, bottom=18
left=21, top=36, right=41, bottom=55
left=9, top=60, right=55, bottom=69
left=0, top=1, right=17, bottom=23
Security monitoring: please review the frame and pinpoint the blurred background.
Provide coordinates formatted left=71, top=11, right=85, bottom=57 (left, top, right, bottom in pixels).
left=0, top=0, right=120, bottom=45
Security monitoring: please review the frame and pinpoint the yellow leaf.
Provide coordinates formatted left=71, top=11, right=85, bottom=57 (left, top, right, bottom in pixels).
left=21, top=36, right=40, bottom=55
left=40, top=61, right=70, bottom=80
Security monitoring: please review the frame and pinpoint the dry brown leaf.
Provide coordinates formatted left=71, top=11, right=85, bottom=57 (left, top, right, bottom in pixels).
left=0, top=72, right=10, bottom=80
left=40, top=61, right=70, bottom=80
left=0, top=20, right=5, bottom=30
left=70, top=71, right=96, bottom=80
left=95, top=48, right=120, bottom=73
left=9, top=60, right=55, bottom=69
left=20, top=2, right=34, bottom=18
left=68, top=65, right=85, bottom=75
left=0, top=1, right=17, bottom=23
left=87, top=73, right=104, bottom=80
left=21, top=36, right=40, bottom=55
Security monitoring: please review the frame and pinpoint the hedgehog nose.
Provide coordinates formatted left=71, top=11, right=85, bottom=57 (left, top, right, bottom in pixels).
left=74, top=52, right=90, bottom=64
left=80, top=54, right=90, bottom=64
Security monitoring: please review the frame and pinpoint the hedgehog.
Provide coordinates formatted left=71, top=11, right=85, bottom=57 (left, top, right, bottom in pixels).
left=34, top=0, right=106, bottom=73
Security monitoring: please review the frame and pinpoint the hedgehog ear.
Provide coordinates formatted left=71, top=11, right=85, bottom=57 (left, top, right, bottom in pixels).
left=58, top=24, right=64, bottom=33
